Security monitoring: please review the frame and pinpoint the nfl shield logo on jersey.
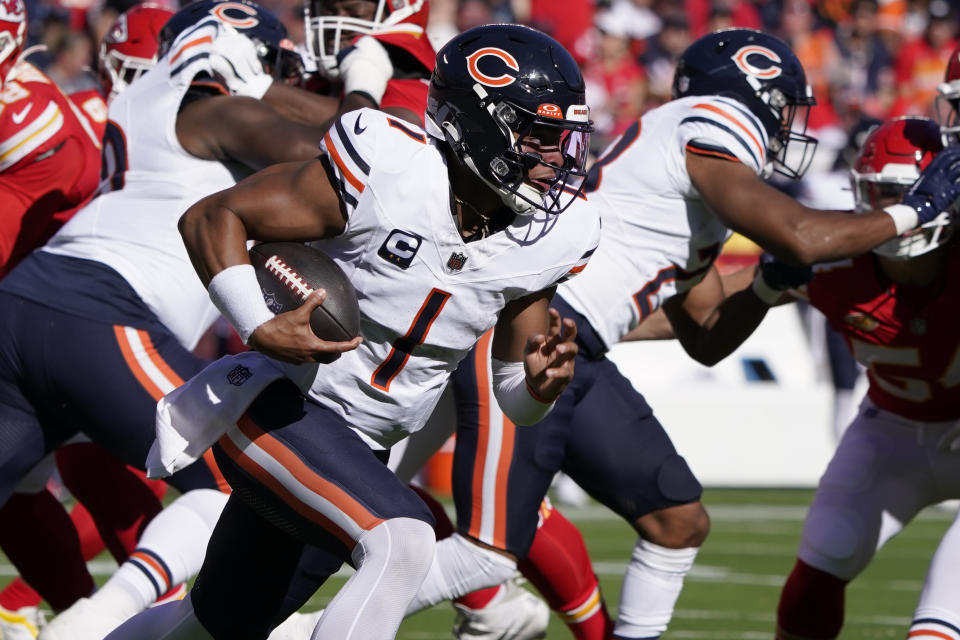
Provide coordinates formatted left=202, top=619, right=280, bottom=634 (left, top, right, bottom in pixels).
left=226, top=365, right=253, bottom=386
left=447, top=252, right=468, bottom=272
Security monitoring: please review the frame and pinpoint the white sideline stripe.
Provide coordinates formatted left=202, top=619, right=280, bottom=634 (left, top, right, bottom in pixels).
left=590, top=561, right=923, bottom=592
left=561, top=503, right=958, bottom=522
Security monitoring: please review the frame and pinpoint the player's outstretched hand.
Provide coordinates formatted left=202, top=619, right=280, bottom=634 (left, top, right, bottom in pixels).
left=209, top=31, right=273, bottom=99
left=337, top=36, right=393, bottom=105
left=248, top=290, right=362, bottom=364
left=902, top=145, right=960, bottom=225
left=523, top=308, right=578, bottom=402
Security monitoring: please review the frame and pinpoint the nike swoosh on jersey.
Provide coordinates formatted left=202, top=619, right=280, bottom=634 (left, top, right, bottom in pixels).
left=354, top=114, right=366, bottom=135
left=11, top=104, right=32, bottom=124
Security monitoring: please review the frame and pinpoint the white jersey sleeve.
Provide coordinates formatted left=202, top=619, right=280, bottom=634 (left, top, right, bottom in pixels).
left=676, top=95, right=769, bottom=174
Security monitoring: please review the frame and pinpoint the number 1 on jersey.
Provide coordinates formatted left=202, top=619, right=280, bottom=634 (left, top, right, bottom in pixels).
left=371, top=288, right=452, bottom=391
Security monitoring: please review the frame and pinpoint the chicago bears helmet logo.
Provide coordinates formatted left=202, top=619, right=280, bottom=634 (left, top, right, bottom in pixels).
left=731, top=45, right=782, bottom=80
left=210, top=2, right=260, bottom=29
left=466, top=47, right=519, bottom=87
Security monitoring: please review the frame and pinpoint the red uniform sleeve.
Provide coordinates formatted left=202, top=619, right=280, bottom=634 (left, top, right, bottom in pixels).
left=381, top=78, right=429, bottom=126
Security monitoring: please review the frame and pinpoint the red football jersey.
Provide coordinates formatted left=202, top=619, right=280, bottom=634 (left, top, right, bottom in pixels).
left=0, top=62, right=103, bottom=276
left=806, top=252, right=960, bottom=421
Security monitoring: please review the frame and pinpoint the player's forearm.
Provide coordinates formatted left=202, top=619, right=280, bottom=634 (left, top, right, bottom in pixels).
left=770, top=208, right=898, bottom=266
left=179, top=196, right=251, bottom=286
left=664, top=288, right=770, bottom=366
left=261, top=82, right=340, bottom=127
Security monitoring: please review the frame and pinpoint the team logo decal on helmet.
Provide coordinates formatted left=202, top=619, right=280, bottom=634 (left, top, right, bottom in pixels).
left=466, top=47, right=518, bottom=87
left=731, top=45, right=782, bottom=79
left=537, top=104, right=562, bottom=119
left=210, top=2, right=260, bottom=29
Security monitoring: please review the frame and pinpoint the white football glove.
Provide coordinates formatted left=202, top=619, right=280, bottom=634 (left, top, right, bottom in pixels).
left=339, top=36, right=393, bottom=105
left=209, top=31, right=273, bottom=100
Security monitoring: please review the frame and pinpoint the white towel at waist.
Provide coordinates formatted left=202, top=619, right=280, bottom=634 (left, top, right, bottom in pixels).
left=146, top=351, right=301, bottom=477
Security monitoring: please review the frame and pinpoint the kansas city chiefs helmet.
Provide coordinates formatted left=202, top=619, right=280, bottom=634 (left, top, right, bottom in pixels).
left=0, top=0, right=27, bottom=88
left=672, top=28, right=818, bottom=180
left=851, top=116, right=952, bottom=259
left=99, top=3, right=175, bottom=102
left=304, top=0, right=430, bottom=77
left=426, top=23, right=592, bottom=216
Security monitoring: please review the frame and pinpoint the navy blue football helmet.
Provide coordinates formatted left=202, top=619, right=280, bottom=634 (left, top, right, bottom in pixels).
left=157, top=0, right=303, bottom=83
left=426, top=24, right=592, bottom=216
left=672, top=28, right=817, bottom=179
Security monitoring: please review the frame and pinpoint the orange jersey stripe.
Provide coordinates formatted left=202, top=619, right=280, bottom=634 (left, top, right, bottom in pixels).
left=235, top=416, right=385, bottom=532
left=693, top=103, right=764, bottom=159
left=201, top=448, right=232, bottom=494
left=567, top=263, right=587, bottom=276
left=907, top=632, right=954, bottom=640
left=324, top=131, right=365, bottom=194
left=169, top=35, right=214, bottom=64
left=685, top=143, right=741, bottom=163
left=114, top=326, right=164, bottom=401
left=468, top=331, right=494, bottom=541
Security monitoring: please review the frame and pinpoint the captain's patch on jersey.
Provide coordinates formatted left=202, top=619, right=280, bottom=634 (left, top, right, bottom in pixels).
left=378, top=229, right=423, bottom=269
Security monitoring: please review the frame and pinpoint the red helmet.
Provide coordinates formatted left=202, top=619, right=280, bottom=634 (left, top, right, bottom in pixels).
left=304, top=0, right=430, bottom=77
left=0, top=0, right=27, bottom=88
left=851, top=116, right=953, bottom=258
left=99, top=3, right=175, bottom=102
left=936, top=46, right=960, bottom=138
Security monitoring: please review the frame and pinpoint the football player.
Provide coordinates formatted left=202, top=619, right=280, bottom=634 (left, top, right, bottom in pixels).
left=395, top=28, right=960, bottom=640
left=656, top=116, right=960, bottom=640
left=0, top=1, right=358, bottom=639
left=767, top=118, right=960, bottom=639
left=104, top=23, right=599, bottom=640
left=0, top=3, right=178, bottom=637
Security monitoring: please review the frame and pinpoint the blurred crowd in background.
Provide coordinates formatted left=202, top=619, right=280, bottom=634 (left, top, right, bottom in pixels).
left=20, top=0, right=958, bottom=191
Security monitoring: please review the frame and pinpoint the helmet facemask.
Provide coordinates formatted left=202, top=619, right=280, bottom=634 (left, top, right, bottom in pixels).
left=851, top=156, right=954, bottom=260
left=304, top=0, right=424, bottom=77
left=760, top=82, right=818, bottom=179
left=431, top=83, right=591, bottom=216
left=935, top=80, right=960, bottom=143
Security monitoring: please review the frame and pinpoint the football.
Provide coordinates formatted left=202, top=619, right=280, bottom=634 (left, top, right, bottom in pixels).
left=248, top=242, right=361, bottom=341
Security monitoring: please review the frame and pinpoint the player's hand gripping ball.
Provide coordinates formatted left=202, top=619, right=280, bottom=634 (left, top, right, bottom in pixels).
left=248, top=242, right=360, bottom=341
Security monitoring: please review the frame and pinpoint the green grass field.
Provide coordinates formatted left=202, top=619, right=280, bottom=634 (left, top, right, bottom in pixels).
left=32, top=488, right=952, bottom=639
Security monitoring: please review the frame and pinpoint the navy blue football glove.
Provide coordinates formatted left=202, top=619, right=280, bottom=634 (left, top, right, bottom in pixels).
left=757, top=252, right=813, bottom=290
left=902, top=145, right=960, bottom=225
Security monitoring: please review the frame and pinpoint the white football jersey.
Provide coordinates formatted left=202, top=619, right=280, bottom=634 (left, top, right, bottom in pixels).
left=43, top=21, right=237, bottom=350
left=560, top=95, right=769, bottom=349
left=287, top=109, right=600, bottom=448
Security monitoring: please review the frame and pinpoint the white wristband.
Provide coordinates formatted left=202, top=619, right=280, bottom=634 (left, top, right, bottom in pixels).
left=207, top=264, right=275, bottom=344
left=751, top=271, right=785, bottom=306
left=341, top=36, right=392, bottom=105
left=491, top=358, right=555, bottom=426
left=883, top=204, right=919, bottom=236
